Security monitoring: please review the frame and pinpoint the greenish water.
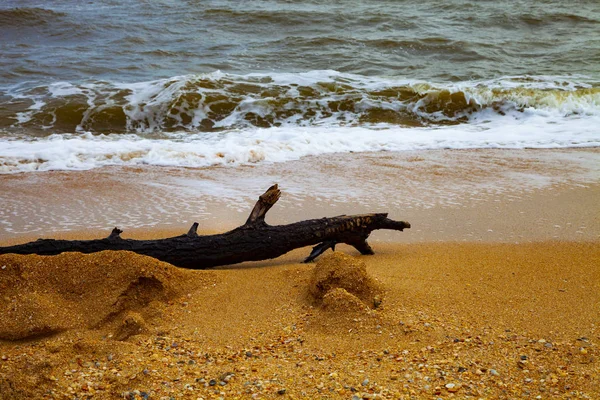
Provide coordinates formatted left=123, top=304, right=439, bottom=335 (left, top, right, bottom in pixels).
left=2, top=0, right=599, bottom=82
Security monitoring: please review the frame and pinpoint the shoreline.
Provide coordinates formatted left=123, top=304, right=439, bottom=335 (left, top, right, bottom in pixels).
left=1, top=148, right=599, bottom=245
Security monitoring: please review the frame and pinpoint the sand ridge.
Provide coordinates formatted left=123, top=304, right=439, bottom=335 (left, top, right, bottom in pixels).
left=0, top=251, right=216, bottom=341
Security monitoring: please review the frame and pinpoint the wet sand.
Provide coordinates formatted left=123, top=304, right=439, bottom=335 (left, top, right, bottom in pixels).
left=1, top=148, right=599, bottom=244
left=1, top=148, right=599, bottom=399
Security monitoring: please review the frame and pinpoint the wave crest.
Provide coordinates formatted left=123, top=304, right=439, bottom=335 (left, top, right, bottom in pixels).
left=0, top=7, right=67, bottom=26
left=1, top=72, right=598, bottom=134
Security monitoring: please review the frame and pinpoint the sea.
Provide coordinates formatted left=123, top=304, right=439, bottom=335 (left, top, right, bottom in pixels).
left=0, top=0, right=599, bottom=174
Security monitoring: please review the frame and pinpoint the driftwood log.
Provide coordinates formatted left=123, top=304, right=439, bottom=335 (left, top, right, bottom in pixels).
left=0, top=185, right=410, bottom=269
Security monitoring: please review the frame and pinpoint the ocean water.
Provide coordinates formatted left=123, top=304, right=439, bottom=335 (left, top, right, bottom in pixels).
left=1, top=0, right=599, bottom=173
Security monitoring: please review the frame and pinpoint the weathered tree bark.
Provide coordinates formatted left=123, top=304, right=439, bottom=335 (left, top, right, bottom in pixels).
left=0, top=185, right=410, bottom=269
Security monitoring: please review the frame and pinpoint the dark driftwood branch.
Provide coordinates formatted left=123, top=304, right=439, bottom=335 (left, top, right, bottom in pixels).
left=0, top=184, right=410, bottom=269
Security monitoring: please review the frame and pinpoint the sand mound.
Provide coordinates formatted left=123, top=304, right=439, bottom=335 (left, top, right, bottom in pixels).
left=309, top=252, right=381, bottom=311
left=0, top=251, right=211, bottom=341
left=113, top=311, right=148, bottom=341
left=322, top=287, right=369, bottom=312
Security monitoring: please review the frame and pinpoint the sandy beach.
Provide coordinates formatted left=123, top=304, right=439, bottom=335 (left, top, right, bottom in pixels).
left=2, top=0, right=600, bottom=398
left=1, top=148, right=599, bottom=399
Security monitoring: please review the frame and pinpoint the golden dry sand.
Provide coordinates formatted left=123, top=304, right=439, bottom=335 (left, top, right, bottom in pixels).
left=1, top=243, right=598, bottom=399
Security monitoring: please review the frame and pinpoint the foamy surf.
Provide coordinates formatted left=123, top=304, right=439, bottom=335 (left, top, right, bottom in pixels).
left=1, top=71, right=599, bottom=173
left=1, top=113, right=598, bottom=173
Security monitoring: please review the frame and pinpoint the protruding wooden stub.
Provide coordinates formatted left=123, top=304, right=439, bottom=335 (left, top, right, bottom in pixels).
left=108, top=227, right=123, bottom=240
left=304, top=241, right=337, bottom=263
left=245, top=184, right=281, bottom=226
left=350, top=240, right=374, bottom=255
left=187, top=222, right=199, bottom=237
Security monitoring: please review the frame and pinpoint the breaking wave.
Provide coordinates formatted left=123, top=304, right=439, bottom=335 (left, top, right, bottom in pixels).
left=0, top=71, right=599, bottom=173
left=1, top=71, right=598, bottom=134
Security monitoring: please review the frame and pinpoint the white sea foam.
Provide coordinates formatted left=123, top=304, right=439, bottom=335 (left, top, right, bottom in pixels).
left=1, top=111, right=598, bottom=173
